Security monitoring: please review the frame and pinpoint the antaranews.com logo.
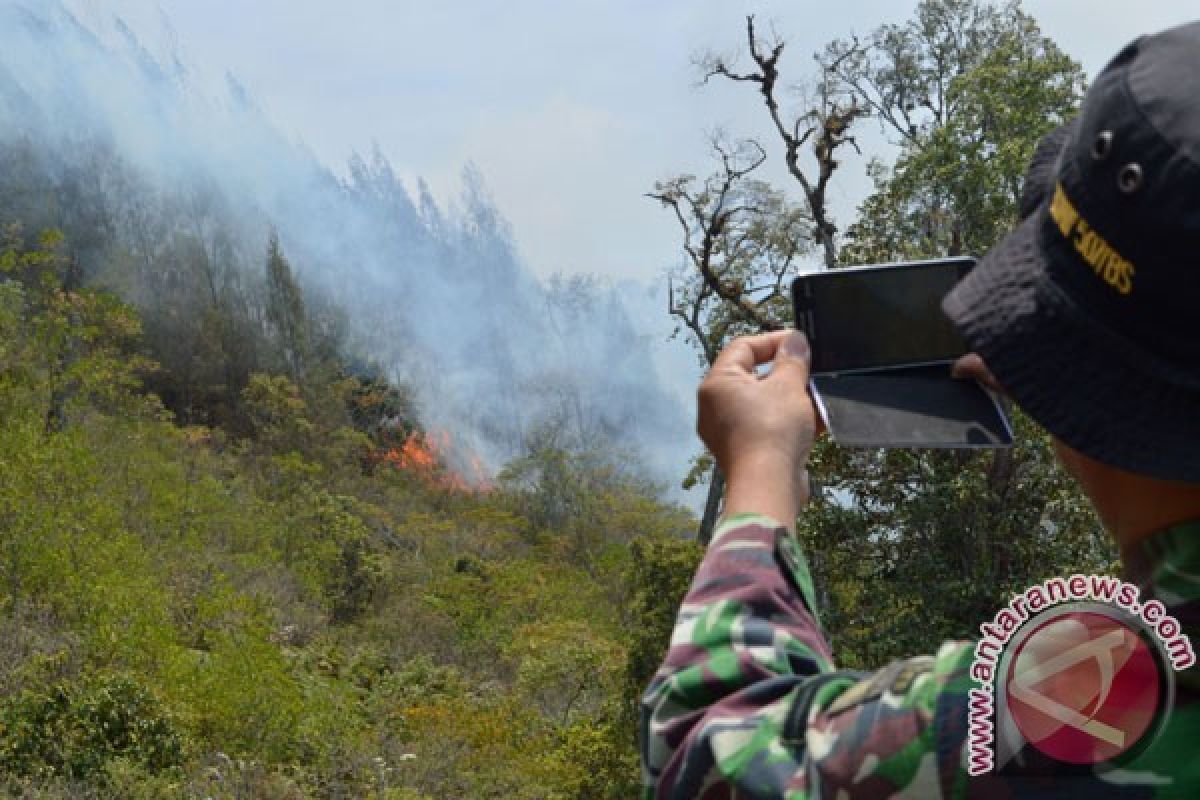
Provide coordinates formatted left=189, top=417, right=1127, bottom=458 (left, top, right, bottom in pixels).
left=966, top=574, right=1195, bottom=774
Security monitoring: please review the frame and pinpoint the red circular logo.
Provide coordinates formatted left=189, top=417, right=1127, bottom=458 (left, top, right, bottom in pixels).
left=1005, top=611, right=1162, bottom=764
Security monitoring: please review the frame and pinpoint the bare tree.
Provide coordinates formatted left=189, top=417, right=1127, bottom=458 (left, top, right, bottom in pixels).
left=651, top=137, right=811, bottom=543
left=654, top=15, right=863, bottom=542
left=700, top=16, right=866, bottom=268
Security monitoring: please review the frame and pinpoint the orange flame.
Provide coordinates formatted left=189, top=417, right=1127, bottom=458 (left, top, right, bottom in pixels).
left=378, top=429, right=493, bottom=493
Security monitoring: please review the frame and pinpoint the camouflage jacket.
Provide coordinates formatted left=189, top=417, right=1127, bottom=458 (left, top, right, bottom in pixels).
left=641, top=513, right=1200, bottom=799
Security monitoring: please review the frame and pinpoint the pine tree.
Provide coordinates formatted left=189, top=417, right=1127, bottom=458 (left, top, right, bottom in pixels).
left=263, top=230, right=310, bottom=381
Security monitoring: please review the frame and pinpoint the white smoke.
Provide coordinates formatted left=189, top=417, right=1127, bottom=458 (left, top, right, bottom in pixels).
left=0, top=0, right=702, bottom=506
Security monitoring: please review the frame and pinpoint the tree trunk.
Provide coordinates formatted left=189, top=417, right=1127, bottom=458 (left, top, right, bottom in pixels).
left=45, top=255, right=83, bottom=435
left=697, top=464, right=725, bottom=545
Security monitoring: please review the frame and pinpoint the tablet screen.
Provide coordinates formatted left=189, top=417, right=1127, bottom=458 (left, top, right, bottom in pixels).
left=810, top=366, right=1013, bottom=448
left=794, top=258, right=974, bottom=374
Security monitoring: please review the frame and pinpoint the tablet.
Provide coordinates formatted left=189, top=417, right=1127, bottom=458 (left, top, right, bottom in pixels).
left=793, top=258, right=1013, bottom=449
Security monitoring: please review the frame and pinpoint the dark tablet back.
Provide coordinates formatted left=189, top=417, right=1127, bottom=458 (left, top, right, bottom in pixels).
left=810, top=365, right=1013, bottom=448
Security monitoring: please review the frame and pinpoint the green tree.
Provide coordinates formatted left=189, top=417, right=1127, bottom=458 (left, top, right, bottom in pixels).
left=263, top=230, right=310, bottom=382
left=801, top=413, right=1113, bottom=667
left=0, top=225, right=152, bottom=431
left=499, top=425, right=687, bottom=576
left=0, top=674, right=183, bottom=782
left=835, top=0, right=1086, bottom=260
left=800, top=0, right=1106, bottom=666
left=619, top=535, right=704, bottom=747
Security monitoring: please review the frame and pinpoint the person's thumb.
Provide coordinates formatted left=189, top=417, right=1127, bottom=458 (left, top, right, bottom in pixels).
left=768, top=330, right=811, bottom=385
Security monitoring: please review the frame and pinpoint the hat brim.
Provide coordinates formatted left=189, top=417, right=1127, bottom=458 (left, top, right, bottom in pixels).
left=943, top=211, right=1200, bottom=482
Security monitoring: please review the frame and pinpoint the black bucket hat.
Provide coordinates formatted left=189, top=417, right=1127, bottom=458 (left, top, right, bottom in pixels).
left=943, top=21, right=1200, bottom=482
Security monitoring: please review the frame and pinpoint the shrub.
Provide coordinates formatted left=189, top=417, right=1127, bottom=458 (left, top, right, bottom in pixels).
left=0, top=673, right=184, bottom=782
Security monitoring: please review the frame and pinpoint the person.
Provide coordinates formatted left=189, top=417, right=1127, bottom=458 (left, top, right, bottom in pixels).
left=641, top=21, right=1200, bottom=800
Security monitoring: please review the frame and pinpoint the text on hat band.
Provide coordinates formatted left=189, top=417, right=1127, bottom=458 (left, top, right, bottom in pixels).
left=1049, top=183, right=1135, bottom=295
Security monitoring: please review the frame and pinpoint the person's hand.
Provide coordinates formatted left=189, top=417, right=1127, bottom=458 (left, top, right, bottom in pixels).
left=697, top=330, right=817, bottom=528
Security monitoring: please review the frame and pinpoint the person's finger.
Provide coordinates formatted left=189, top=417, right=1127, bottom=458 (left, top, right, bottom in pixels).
left=711, top=329, right=795, bottom=374
left=953, top=352, right=1005, bottom=394
left=766, top=330, right=811, bottom=385
left=951, top=352, right=986, bottom=379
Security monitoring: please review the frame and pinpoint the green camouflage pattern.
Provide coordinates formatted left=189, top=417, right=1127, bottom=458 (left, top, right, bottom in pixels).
left=640, top=513, right=1200, bottom=798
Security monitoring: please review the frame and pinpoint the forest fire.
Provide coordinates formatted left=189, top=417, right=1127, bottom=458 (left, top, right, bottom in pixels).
left=379, top=430, right=494, bottom=493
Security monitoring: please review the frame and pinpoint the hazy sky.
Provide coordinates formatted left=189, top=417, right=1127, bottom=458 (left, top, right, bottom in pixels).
left=84, top=1, right=1198, bottom=281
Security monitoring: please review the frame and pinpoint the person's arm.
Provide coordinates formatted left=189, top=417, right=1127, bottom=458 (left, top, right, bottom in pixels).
left=640, top=331, right=982, bottom=798
left=639, top=509, right=980, bottom=798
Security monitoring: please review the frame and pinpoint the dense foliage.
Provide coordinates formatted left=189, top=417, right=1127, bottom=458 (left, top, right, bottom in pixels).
left=0, top=228, right=697, bottom=797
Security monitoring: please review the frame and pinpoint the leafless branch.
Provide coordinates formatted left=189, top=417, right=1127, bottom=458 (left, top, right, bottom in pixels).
left=648, top=138, right=780, bottom=335
left=703, top=15, right=867, bottom=268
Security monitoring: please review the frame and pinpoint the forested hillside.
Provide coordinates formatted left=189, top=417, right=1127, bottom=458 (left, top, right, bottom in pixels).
left=0, top=226, right=698, bottom=797
left=0, top=3, right=708, bottom=796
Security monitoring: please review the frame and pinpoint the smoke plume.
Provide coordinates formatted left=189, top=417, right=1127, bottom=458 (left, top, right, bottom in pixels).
left=0, top=0, right=701, bottom=504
